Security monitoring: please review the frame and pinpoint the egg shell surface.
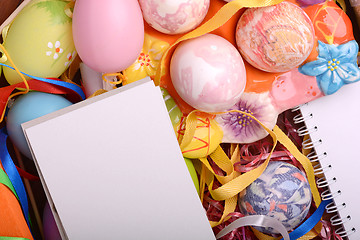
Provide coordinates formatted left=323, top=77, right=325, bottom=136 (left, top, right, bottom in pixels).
left=139, top=0, right=210, bottom=34
left=170, top=33, right=246, bottom=113
left=239, top=161, right=312, bottom=235
left=180, top=114, right=223, bottom=159
left=72, top=0, right=144, bottom=73
left=3, top=0, right=76, bottom=85
left=236, top=1, right=315, bottom=73
left=6, top=92, right=72, bottom=159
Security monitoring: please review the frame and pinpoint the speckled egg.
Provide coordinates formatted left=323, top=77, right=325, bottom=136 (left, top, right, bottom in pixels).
left=235, top=1, right=315, bottom=73
left=170, top=34, right=247, bottom=113
left=239, top=161, right=312, bottom=236
left=139, top=0, right=210, bottom=34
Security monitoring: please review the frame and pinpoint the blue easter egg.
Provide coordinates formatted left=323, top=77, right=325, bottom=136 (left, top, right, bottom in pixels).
left=6, top=92, right=72, bottom=159
left=239, top=161, right=312, bottom=236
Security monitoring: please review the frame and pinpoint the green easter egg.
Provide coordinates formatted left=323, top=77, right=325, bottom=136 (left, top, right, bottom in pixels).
left=184, top=157, right=200, bottom=195
left=3, top=0, right=76, bottom=84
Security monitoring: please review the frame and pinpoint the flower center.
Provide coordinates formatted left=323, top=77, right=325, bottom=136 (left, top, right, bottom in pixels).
left=237, top=107, right=254, bottom=127
left=327, top=58, right=340, bottom=71
left=138, top=52, right=152, bottom=67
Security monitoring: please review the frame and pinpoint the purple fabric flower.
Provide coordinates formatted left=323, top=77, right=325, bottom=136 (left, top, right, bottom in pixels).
left=215, top=93, right=278, bottom=144
left=296, top=0, right=326, bottom=7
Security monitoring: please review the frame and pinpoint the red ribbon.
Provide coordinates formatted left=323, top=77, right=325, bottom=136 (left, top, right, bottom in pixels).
left=0, top=78, right=84, bottom=119
left=15, top=166, right=39, bottom=181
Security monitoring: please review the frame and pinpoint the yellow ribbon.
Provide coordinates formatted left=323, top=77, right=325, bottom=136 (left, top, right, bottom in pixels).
left=102, top=72, right=124, bottom=85
left=87, top=89, right=108, bottom=99
left=64, top=0, right=75, bottom=18
left=335, top=0, right=346, bottom=12
left=154, top=0, right=285, bottom=86
left=192, top=109, right=277, bottom=202
left=180, top=109, right=321, bottom=228
left=273, top=125, right=321, bottom=207
left=180, top=109, right=277, bottom=227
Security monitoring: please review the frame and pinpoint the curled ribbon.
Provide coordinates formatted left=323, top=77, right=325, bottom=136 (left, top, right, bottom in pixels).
left=0, top=44, right=29, bottom=122
left=0, top=45, right=85, bottom=124
left=64, top=0, right=75, bottom=18
left=216, top=215, right=291, bottom=240
left=179, top=109, right=321, bottom=233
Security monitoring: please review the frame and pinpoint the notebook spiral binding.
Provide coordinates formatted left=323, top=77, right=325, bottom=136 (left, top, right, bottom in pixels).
left=292, top=107, right=357, bottom=238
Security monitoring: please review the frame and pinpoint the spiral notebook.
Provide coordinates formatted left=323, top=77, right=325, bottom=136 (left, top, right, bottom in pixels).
left=296, top=81, right=360, bottom=239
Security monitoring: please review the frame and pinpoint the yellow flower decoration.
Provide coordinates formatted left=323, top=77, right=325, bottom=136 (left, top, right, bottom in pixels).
left=122, top=33, right=169, bottom=85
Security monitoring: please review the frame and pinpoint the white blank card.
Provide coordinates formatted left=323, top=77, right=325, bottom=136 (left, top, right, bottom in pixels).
left=22, top=78, right=215, bottom=240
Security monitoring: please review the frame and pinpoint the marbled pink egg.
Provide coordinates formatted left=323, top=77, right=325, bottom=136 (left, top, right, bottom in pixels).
left=139, top=0, right=210, bottom=34
left=170, top=34, right=247, bottom=113
left=236, top=2, right=315, bottom=73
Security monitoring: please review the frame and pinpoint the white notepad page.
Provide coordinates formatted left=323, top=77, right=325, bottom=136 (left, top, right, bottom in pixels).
left=22, top=78, right=215, bottom=240
left=299, top=81, right=360, bottom=239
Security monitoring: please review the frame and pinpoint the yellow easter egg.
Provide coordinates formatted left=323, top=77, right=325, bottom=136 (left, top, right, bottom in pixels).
left=2, top=0, right=76, bottom=84
left=180, top=115, right=223, bottom=159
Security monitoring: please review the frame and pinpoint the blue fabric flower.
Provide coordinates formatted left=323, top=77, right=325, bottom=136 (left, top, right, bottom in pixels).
left=299, top=40, right=360, bottom=95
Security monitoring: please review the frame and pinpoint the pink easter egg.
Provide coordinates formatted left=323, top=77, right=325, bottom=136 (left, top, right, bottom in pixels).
left=139, top=0, right=210, bottom=34
left=235, top=1, right=315, bottom=73
left=72, top=0, right=144, bottom=73
left=170, top=34, right=246, bottom=113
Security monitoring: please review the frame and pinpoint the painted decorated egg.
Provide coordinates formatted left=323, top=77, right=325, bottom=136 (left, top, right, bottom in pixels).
left=139, top=0, right=210, bottom=35
left=235, top=1, right=315, bottom=73
left=239, top=161, right=312, bottom=236
left=6, top=92, right=72, bottom=159
left=72, top=0, right=144, bottom=73
left=179, top=114, right=223, bottom=159
left=2, top=0, right=77, bottom=85
left=170, top=34, right=246, bottom=113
